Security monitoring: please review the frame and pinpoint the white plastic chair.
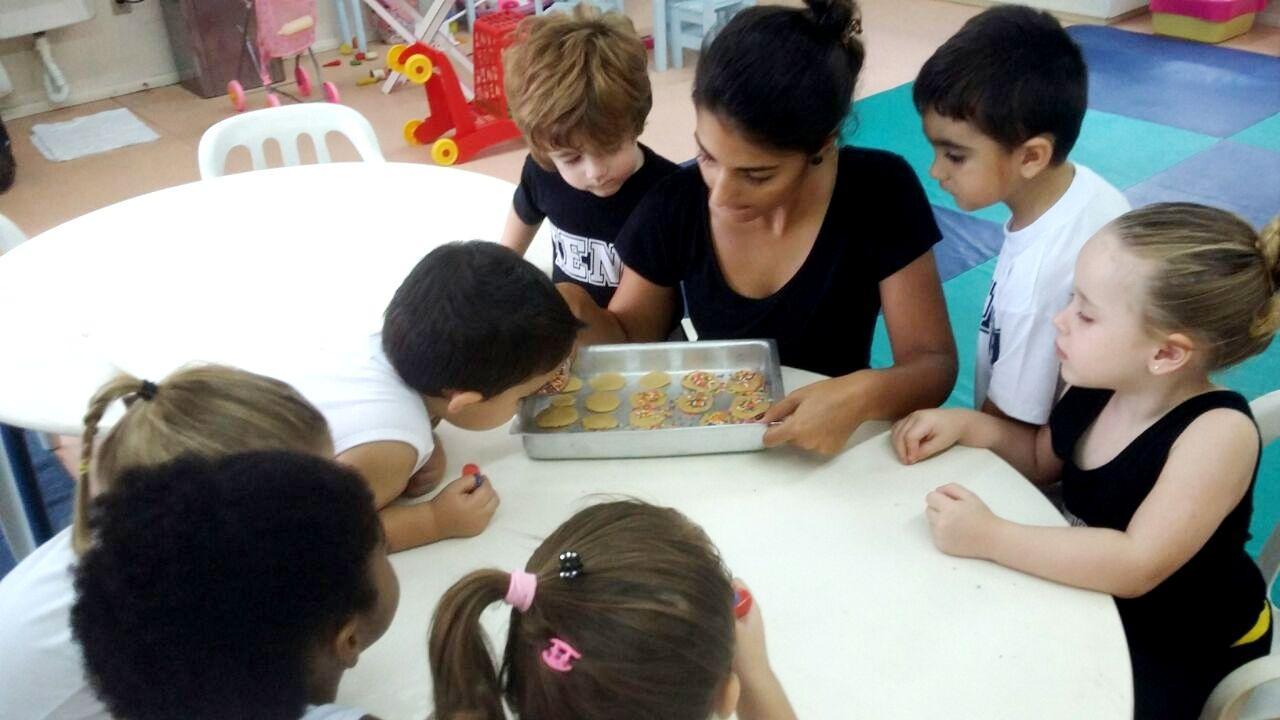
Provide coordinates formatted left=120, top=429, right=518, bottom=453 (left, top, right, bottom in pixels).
left=196, top=103, right=386, bottom=179
left=666, top=0, right=752, bottom=70
left=1200, top=389, right=1280, bottom=720
left=0, top=211, right=26, bottom=254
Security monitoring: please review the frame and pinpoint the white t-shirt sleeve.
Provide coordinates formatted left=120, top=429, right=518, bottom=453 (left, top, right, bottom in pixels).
left=282, top=335, right=436, bottom=473
left=975, top=165, right=1130, bottom=425
left=0, top=528, right=109, bottom=720
left=983, top=280, right=1070, bottom=424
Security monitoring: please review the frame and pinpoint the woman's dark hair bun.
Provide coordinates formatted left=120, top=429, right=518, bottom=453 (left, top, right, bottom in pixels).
left=805, top=0, right=861, bottom=46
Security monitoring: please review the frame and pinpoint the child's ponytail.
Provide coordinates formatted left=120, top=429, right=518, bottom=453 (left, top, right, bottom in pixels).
left=1249, top=216, right=1280, bottom=339
left=1111, top=203, right=1280, bottom=370
left=428, top=569, right=512, bottom=720
left=72, top=365, right=330, bottom=554
left=74, top=374, right=153, bottom=552
left=427, top=501, right=737, bottom=720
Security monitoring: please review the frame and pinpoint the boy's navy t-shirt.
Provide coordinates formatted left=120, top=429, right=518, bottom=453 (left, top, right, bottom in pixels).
left=616, top=147, right=941, bottom=378
left=513, top=144, right=679, bottom=307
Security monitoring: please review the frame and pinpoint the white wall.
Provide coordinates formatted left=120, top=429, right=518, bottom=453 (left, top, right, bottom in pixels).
left=0, top=0, right=346, bottom=119
left=1261, top=0, right=1280, bottom=27
left=948, top=0, right=1148, bottom=21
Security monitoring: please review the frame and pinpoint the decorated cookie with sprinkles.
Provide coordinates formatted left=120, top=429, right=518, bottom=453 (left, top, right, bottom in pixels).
left=675, top=390, right=713, bottom=414
left=630, top=389, right=668, bottom=408
left=629, top=405, right=667, bottom=429
left=700, top=410, right=734, bottom=426
left=726, top=370, right=764, bottom=394
left=681, top=370, right=721, bottom=392
left=730, top=393, right=771, bottom=421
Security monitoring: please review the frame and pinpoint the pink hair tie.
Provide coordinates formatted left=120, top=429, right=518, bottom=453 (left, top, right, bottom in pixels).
left=505, top=571, right=537, bottom=613
left=541, top=638, right=581, bottom=672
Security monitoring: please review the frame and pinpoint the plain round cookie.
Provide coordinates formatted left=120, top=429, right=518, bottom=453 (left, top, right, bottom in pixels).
left=582, top=413, right=620, bottom=431
left=563, top=376, right=584, bottom=393
left=588, top=372, right=626, bottom=391
left=535, top=405, right=579, bottom=429
left=637, top=371, right=671, bottom=390
left=549, top=394, right=576, bottom=407
left=585, top=391, right=621, bottom=413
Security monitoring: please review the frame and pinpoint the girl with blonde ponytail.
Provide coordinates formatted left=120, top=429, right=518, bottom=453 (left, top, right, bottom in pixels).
left=428, top=500, right=796, bottom=720
left=891, top=203, right=1280, bottom=719
left=0, top=365, right=331, bottom=720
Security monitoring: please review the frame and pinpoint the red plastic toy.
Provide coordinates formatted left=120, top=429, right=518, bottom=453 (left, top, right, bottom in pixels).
left=386, top=10, right=523, bottom=165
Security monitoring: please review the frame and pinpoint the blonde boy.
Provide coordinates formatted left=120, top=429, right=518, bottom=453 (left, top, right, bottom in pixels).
left=500, top=5, right=678, bottom=308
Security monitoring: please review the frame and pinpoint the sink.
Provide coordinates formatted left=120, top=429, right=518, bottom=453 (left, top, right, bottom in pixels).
left=0, top=0, right=96, bottom=40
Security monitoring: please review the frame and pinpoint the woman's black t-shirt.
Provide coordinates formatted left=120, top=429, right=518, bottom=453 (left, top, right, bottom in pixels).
left=616, top=147, right=941, bottom=378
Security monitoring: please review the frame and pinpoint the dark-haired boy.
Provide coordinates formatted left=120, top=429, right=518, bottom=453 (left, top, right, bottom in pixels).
left=271, top=241, right=580, bottom=552
left=914, top=5, right=1129, bottom=425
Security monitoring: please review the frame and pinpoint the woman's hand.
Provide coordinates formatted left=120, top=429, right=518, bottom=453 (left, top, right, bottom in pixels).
left=760, top=374, right=871, bottom=454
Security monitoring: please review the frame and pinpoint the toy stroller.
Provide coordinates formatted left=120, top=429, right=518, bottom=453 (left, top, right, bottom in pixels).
left=227, top=0, right=340, bottom=112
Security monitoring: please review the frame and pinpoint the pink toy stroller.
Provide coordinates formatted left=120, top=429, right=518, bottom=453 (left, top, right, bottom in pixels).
left=227, top=0, right=340, bottom=112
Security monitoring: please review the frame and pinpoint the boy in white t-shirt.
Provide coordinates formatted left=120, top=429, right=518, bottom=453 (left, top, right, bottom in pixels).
left=303, top=241, right=580, bottom=552
left=913, top=5, right=1130, bottom=424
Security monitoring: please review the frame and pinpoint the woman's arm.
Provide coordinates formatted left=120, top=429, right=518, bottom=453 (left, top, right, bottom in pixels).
left=928, top=409, right=1259, bottom=597
left=763, top=252, right=958, bottom=454
left=561, top=265, right=677, bottom=346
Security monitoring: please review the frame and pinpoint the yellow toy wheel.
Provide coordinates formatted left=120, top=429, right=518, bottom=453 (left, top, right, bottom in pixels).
left=431, top=138, right=460, bottom=166
left=403, top=55, right=433, bottom=84
left=403, top=119, right=424, bottom=146
left=387, top=44, right=408, bottom=72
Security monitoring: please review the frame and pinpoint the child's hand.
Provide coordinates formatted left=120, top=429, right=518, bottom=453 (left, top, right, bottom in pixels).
left=430, top=474, right=500, bottom=539
left=731, top=580, right=773, bottom=682
left=925, top=484, right=999, bottom=559
left=404, top=435, right=446, bottom=497
left=891, top=409, right=966, bottom=464
left=731, top=580, right=799, bottom=720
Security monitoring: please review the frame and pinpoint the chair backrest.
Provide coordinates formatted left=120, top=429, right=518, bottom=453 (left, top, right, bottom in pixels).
left=196, top=104, right=385, bottom=179
left=0, top=211, right=27, bottom=254
left=1252, top=390, right=1280, bottom=593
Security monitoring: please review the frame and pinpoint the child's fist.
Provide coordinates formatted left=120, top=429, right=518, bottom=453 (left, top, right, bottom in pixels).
left=431, top=474, right=500, bottom=539
left=891, top=409, right=965, bottom=465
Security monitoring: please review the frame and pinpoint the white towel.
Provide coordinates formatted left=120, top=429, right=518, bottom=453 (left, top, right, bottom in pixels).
left=30, top=108, right=159, bottom=162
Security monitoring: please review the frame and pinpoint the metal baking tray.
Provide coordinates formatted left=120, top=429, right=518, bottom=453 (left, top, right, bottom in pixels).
left=512, top=340, right=785, bottom=459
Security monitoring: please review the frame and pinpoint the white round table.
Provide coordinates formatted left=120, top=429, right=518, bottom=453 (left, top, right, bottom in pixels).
left=0, top=162, right=1132, bottom=717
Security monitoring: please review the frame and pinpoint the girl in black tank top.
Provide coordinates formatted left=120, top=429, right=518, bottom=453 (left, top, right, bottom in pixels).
left=889, top=203, right=1280, bottom=719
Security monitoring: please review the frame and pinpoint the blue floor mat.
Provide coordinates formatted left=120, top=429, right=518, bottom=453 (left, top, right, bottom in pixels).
left=1067, top=25, right=1280, bottom=138
left=1125, top=139, right=1280, bottom=227
left=0, top=433, right=74, bottom=577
